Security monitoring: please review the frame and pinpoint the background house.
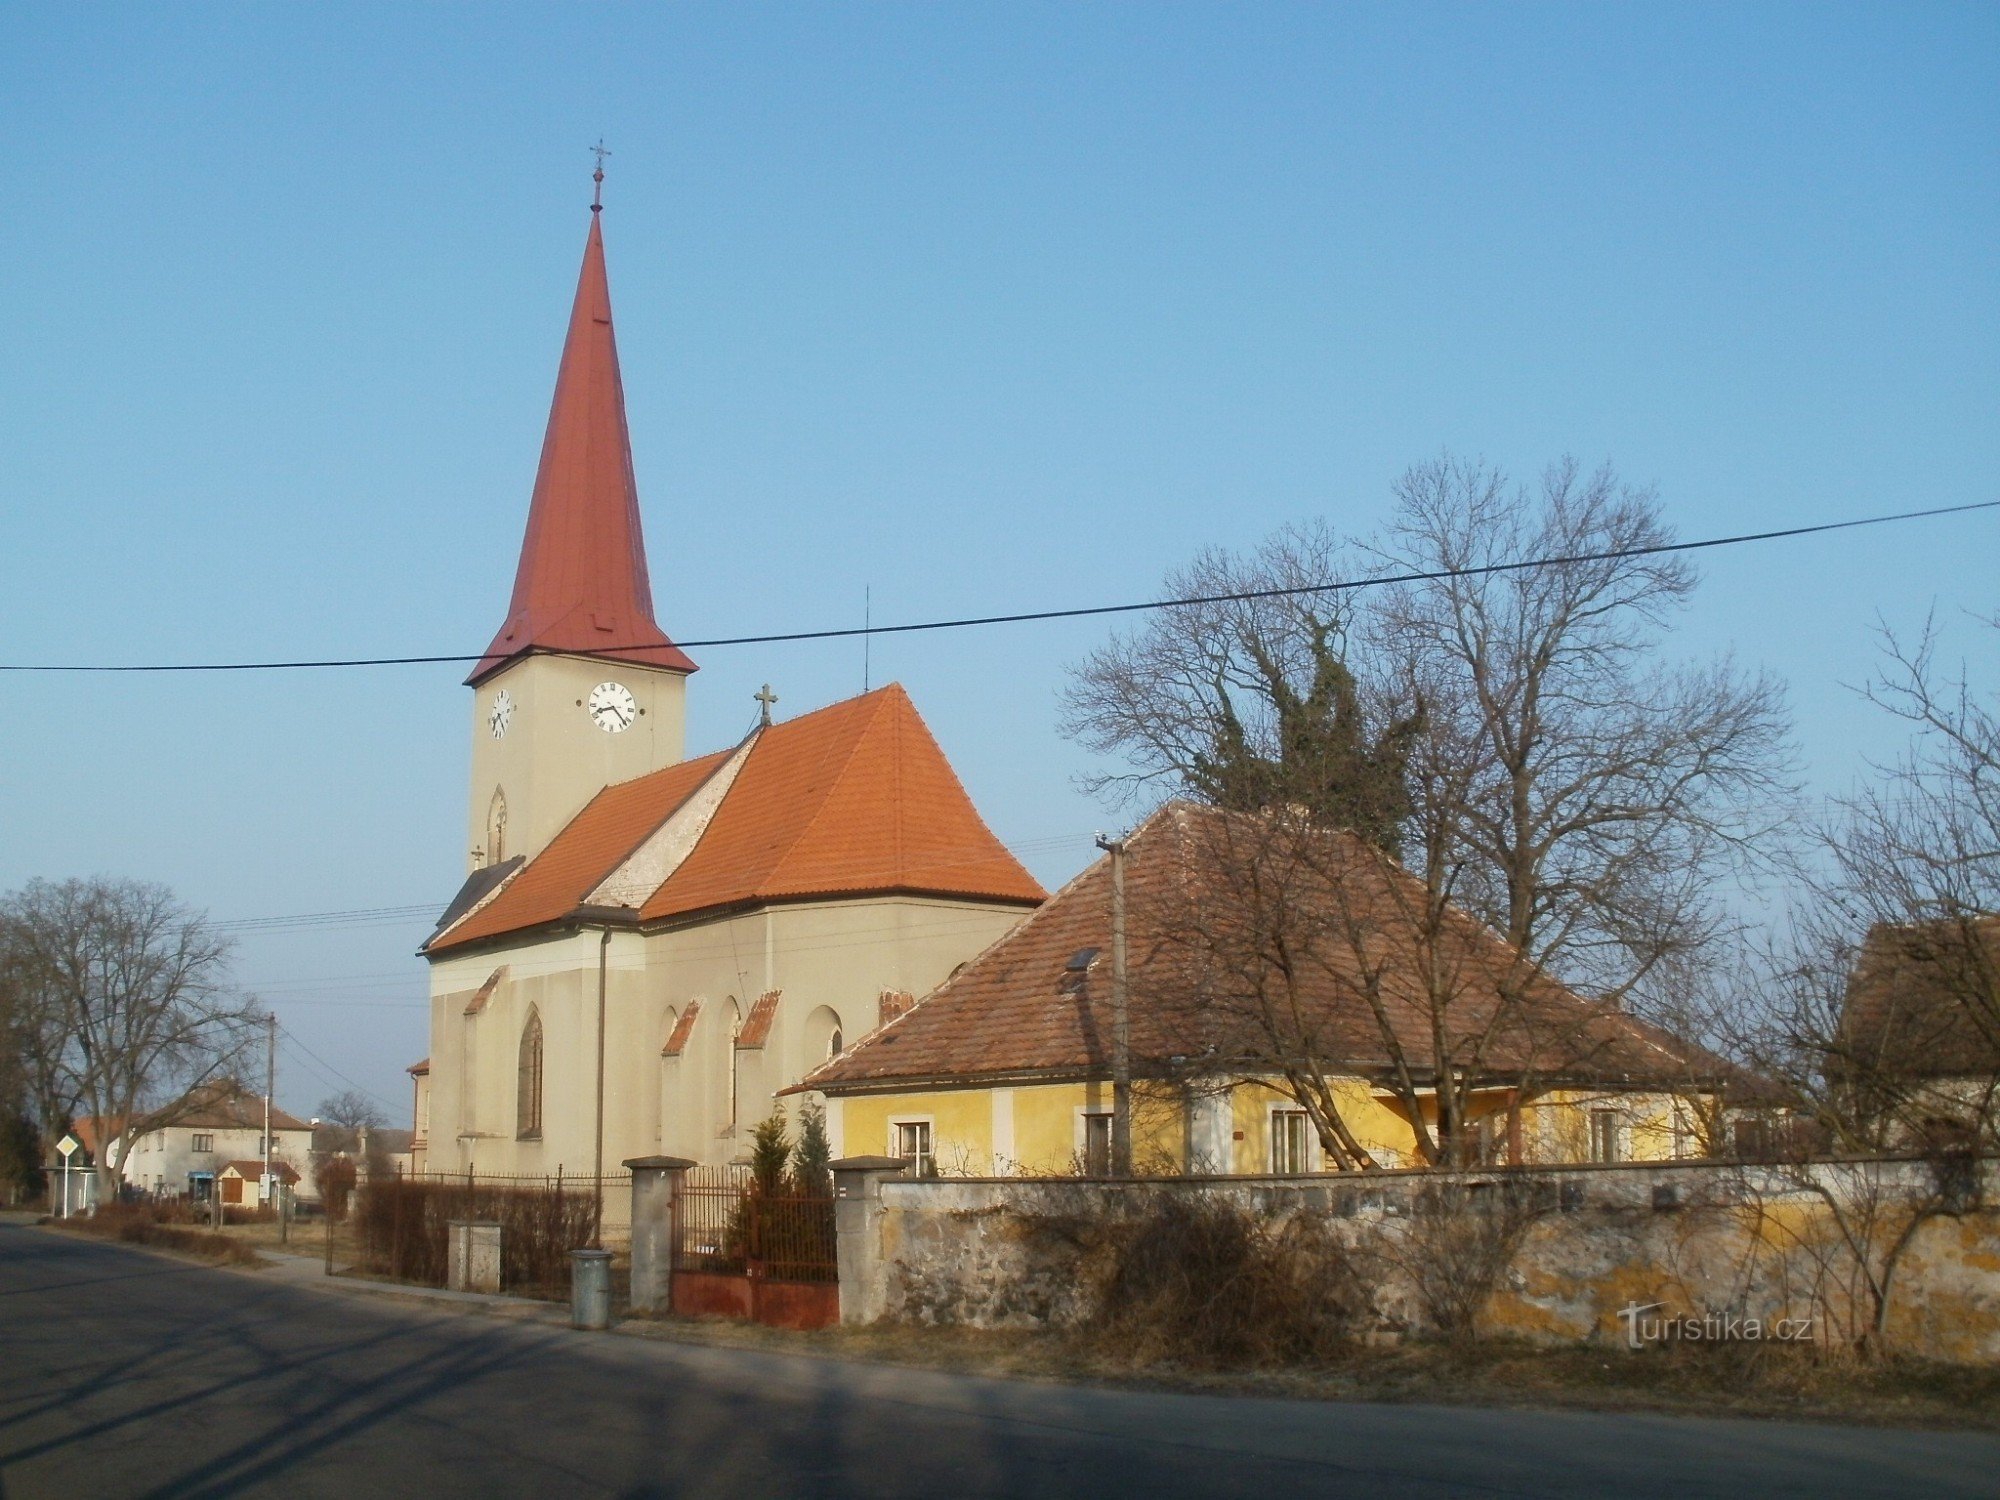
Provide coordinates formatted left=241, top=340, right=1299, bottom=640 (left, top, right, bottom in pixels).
left=1840, top=914, right=2000, bottom=1148
left=85, top=1079, right=314, bottom=1203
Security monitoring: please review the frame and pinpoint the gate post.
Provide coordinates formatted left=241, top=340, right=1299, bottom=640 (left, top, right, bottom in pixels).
left=830, top=1156, right=909, bottom=1326
left=624, top=1155, right=696, bottom=1313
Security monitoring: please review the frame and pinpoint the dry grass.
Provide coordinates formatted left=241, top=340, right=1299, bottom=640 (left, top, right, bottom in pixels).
left=54, top=1204, right=263, bottom=1267
left=212, top=1213, right=361, bottom=1265
left=616, top=1315, right=2000, bottom=1432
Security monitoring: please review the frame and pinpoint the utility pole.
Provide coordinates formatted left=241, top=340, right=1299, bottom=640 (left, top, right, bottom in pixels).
left=1095, top=833, right=1132, bottom=1176
left=264, top=1013, right=276, bottom=1224
left=593, top=926, right=610, bottom=1249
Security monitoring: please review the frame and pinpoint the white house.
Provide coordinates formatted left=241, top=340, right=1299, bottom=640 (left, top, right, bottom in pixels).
left=77, top=1080, right=315, bottom=1204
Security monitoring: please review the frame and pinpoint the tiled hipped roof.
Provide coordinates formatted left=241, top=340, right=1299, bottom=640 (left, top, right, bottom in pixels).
left=801, top=803, right=1724, bottom=1095
left=429, top=684, right=1044, bottom=953
left=74, top=1081, right=312, bottom=1154
left=1841, top=914, right=2000, bottom=1079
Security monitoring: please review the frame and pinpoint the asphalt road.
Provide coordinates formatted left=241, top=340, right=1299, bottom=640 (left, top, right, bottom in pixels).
left=1, top=1218, right=1994, bottom=1499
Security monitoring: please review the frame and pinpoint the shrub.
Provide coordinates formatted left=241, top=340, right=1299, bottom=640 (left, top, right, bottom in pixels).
left=354, top=1177, right=600, bottom=1296
left=65, top=1203, right=261, bottom=1265
left=314, top=1155, right=359, bottom=1221
left=1080, top=1193, right=1373, bottom=1367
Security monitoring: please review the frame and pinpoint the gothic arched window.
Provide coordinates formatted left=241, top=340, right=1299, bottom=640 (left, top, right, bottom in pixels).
left=487, top=787, right=509, bottom=865
left=517, top=1007, right=544, bottom=1140
left=725, top=998, right=742, bottom=1131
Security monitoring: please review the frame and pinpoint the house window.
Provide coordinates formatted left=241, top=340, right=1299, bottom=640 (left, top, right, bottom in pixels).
left=1271, top=1110, right=1310, bottom=1174
left=1082, top=1112, right=1113, bottom=1177
left=517, top=1007, right=544, bottom=1140
left=828, top=1027, right=843, bottom=1059
left=892, top=1120, right=935, bottom=1178
left=1590, top=1110, right=1622, bottom=1164
left=192, top=1134, right=214, bottom=1154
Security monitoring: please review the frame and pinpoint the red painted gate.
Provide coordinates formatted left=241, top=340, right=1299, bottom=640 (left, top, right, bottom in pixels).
left=672, top=1166, right=839, bottom=1330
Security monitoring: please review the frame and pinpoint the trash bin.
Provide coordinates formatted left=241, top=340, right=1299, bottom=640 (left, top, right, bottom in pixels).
left=570, top=1248, right=613, bottom=1330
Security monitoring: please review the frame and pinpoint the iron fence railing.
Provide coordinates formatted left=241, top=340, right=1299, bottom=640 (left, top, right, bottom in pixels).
left=673, top=1166, right=837, bottom=1283
left=349, top=1167, right=631, bottom=1295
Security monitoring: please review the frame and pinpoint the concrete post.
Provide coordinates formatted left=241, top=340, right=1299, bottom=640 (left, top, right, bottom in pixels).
left=570, top=1249, right=613, bottom=1330
left=447, top=1220, right=502, bottom=1293
left=623, top=1155, right=696, bottom=1314
left=830, top=1156, right=908, bottom=1327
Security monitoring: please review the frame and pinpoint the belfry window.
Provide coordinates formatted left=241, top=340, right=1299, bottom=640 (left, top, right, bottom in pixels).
left=517, top=1007, right=544, bottom=1140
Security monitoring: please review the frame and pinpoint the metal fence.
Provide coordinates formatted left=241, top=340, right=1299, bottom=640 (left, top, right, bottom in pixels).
left=673, top=1166, right=837, bottom=1284
left=329, top=1166, right=631, bottom=1297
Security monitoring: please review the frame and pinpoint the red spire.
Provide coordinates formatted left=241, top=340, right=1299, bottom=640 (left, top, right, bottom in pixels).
left=469, top=212, right=696, bottom=685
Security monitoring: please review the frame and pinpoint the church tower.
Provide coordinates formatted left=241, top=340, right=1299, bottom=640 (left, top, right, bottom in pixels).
left=464, top=200, right=695, bottom=872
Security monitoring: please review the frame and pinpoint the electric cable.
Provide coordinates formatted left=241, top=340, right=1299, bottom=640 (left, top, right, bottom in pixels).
left=3, top=498, right=1991, bottom=674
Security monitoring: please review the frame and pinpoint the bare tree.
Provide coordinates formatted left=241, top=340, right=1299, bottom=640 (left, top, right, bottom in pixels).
left=0, top=878, right=260, bottom=1201
left=1068, top=457, right=1793, bottom=1166
left=1749, top=610, right=1999, bottom=1152
left=1063, top=521, right=1422, bottom=853
left=317, top=1089, right=388, bottom=1134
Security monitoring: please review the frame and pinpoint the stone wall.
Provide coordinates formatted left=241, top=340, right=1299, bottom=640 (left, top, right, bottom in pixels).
left=857, top=1157, right=2000, bottom=1363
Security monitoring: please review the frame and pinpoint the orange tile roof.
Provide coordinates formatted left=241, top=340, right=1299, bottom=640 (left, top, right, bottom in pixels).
left=736, top=991, right=782, bottom=1049
left=803, top=803, right=1721, bottom=1096
left=70, top=1116, right=127, bottom=1159
left=220, top=1159, right=302, bottom=1184
left=428, top=684, right=1043, bottom=954
left=662, top=999, right=703, bottom=1057
left=432, top=748, right=731, bottom=950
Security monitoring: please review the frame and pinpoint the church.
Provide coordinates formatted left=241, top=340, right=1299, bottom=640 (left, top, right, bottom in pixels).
left=414, top=199, right=1044, bottom=1179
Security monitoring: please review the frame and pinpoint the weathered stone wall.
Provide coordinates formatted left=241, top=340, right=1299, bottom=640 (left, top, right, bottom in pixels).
left=868, top=1157, right=2000, bottom=1363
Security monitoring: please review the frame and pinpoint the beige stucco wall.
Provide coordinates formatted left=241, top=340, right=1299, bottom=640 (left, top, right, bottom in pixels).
left=465, top=653, right=689, bottom=874
left=423, top=895, right=1029, bottom=1177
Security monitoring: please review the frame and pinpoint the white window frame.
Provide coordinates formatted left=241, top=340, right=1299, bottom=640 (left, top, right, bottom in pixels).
left=889, top=1117, right=936, bottom=1178
left=1268, top=1105, right=1313, bottom=1175
left=1590, top=1109, right=1624, bottom=1164
left=1075, top=1109, right=1114, bottom=1177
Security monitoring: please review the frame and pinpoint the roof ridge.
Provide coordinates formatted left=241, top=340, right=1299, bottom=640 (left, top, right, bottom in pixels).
left=586, top=730, right=762, bottom=908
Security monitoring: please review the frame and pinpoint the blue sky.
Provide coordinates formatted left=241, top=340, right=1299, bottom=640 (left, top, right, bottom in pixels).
left=2, top=4, right=1995, bottom=1120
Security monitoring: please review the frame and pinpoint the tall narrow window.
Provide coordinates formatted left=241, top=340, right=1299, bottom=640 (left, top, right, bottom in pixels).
left=487, top=788, right=508, bottom=866
left=1082, top=1113, right=1113, bottom=1177
left=726, top=999, right=742, bottom=1132
left=1590, top=1109, right=1622, bottom=1164
left=517, top=1007, right=544, bottom=1140
left=893, top=1120, right=935, bottom=1178
left=1271, top=1110, right=1310, bottom=1174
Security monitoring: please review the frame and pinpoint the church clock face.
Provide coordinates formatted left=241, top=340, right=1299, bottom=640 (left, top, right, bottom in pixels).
left=487, top=689, right=514, bottom=739
left=586, top=681, right=637, bottom=733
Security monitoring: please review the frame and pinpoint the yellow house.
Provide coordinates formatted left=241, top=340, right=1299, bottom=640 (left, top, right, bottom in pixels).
left=799, top=804, right=1723, bottom=1175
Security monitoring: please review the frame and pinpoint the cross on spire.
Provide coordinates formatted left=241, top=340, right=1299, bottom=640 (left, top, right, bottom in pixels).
left=754, top=684, right=779, bottom=727
left=590, top=139, right=611, bottom=212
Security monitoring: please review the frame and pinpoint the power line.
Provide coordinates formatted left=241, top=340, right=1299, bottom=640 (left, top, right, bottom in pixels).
left=276, top=1024, right=405, bottom=1117
left=4, top=499, right=1993, bottom=675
